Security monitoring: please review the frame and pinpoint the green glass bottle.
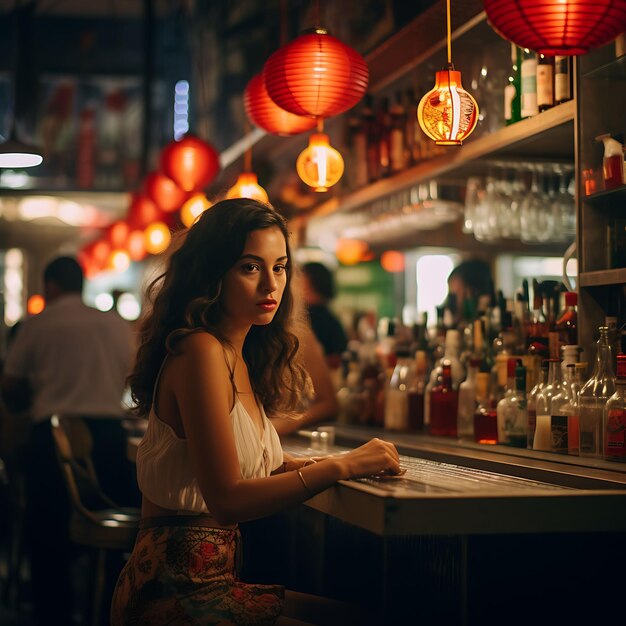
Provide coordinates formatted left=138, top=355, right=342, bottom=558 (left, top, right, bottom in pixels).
left=504, top=43, right=521, bottom=125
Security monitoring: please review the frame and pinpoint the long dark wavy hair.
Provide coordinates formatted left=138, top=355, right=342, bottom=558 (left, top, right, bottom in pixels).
left=128, top=198, right=310, bottom=418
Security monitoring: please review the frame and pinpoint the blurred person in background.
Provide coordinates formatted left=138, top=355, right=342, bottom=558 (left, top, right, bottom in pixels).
left=447, top=258, right=494, bottom=323
left=301, top=262, right=348, bottom=371
left=1, top=255, right=136, bottom=625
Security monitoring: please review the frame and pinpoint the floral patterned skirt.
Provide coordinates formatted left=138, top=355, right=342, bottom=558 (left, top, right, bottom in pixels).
left=110, top=518, right=284, bottom=626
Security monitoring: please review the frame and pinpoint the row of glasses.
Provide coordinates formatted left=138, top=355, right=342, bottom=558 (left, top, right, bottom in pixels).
left=464, top=163, right=576, bottom=244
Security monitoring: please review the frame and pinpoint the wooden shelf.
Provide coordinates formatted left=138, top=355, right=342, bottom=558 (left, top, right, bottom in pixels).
left=579, top=268, right=626, bottom=287
left=582, top=185, right=626, bottom=206
left=302, top=100, right=575, bottom=221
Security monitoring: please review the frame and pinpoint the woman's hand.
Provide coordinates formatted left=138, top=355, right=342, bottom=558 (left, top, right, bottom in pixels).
left=335, top=438, right=401, bottom=480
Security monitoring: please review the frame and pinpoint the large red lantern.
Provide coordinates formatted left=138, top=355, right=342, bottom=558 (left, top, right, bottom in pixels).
left=263, top=28, right=369, bottom=119
left=127, top=193, right=162, bottom=230
left=160, top=135, right=220, bottom=192
left=244, top=74, right=317, bottom=136
left=143, top=171, right=188, bottom=212
left=484, top=0, right=626, bottom=56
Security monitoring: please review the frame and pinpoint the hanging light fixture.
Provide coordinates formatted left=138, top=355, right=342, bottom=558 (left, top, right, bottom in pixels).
left=263, top=27, right=369, bottom=119
left=0, top=2, right=43, bottom=168
left=417, top=0, right=478, bottom=146
left=160, top=135, right=220, bottom=192
left=180, top=193, right=212, bottom=228
left=296, top=120, right=344, bottom=192
left=484, top=0, right=626, bottom=56
left=143, top=171, right=188, bottom=213
left=226, top=137, right=269, bottom=203
left=244, top=74, right=317, bottom=136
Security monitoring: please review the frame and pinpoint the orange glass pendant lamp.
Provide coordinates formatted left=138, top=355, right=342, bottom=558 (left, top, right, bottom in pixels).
left=143, top=171, right=188, bottom=212
left=144, top=222, right=171, bottom=255
left=296, top=123, right=344, bottom=192
left=417, top=0, right=478, bottom=145
left=244, top=74, right=317, bottom=136
left=484, top=0, right=626, bottom=56
left=226, top=172, right=269, bottom=203
left=180, top=193, right=212, bottom=228
left=263, top=28, right=369, bottom=119
left=160, top=135, right=220, bottom=192
left=335, top=238, right=368, bottom=266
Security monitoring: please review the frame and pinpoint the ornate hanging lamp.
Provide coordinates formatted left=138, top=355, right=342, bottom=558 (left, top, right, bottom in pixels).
left=160, top=135, right=220, bottom=192
left=417, top=0, right=479, bottom=146
left=226, top=146, right=269, bottom=203
left=244, top=74, right=317, bottom=136
left=143, top=171, right=188, bottom=213
left=484, top=0, right=626, bottom=56
left=296, top=120, right=344, bottom=192
left=263, top=27, right=369, bottom=119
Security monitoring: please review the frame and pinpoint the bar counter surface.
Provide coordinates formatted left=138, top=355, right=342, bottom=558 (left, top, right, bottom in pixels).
left=283, top=424, right=626, bottom=536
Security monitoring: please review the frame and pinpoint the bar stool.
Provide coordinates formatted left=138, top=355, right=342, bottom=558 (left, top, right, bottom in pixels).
left=50, top=415, right=140, bottom=626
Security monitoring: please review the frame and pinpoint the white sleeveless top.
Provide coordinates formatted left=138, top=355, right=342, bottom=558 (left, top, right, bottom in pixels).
left=136, top=357, right=284, bottom=514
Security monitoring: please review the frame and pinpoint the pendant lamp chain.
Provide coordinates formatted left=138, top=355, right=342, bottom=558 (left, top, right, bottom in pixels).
left=446, top=0, right=452, bottom=65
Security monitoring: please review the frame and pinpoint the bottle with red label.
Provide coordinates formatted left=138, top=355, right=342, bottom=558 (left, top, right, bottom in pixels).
left=604, top=354, right=626, bottom=461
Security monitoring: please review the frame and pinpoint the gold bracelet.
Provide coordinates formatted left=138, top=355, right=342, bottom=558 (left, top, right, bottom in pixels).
left=302, top=457, right=318, bottom=468
left=297, top=469, right=314, bottom=497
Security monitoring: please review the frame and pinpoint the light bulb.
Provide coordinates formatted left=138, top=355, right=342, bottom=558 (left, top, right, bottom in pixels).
left=417, top=66, right=478, bottom=145
left=296, top=133, right=344, bottom=192
left=181, top=193, right=211, bottom=227
left=226, top=172, right=269, bottom=203
left=144, top=222, right=171, bottom=255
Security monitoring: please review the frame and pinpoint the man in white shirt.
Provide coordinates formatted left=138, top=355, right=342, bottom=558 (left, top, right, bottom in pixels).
left=1, top=256, right=136, bottom=625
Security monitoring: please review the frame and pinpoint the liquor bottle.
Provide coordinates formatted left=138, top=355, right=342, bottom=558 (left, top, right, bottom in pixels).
left=497, top=358, right=523, bottom=445
left=377, top=97, right=391, bottom=178
left=347, top=111, right=368, bottom=189
left=384, top=344, right=414, bottom=431
left=527, top=359, right=549, bottom=449
left=474, top=372, right=498, bottom=444
left=550, top=363, right=575, bottom=454
left=404, top=87, right=418, bottom=166
left=520, top=48, right=538, bottom=118
left=534, top=358, right=562, bottom=451
left=554, top=55, right=572, bottom=104
left=408, top=350, right=428, bottom=431
left=536, top=53, right=554, bottom=112
left=457, top=358, right=479, bottom=438
left=362, top=95, right=380, bottom=183
left=504, top=43, right=521, bottom=125
left=430, top=360, right=459, bottom=437
left=555, top=292, right=578, bottom=351
left=578, top=327, right=616, bottom=456
left=604, top=354, right=626, bottom=462
left=389, top=91, right=407, bottom=174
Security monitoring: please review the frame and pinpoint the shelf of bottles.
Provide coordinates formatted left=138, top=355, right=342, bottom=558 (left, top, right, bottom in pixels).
left=338, top=268, right=626, bottom=466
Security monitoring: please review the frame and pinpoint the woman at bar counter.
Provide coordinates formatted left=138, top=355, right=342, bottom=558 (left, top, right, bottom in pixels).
left=110, top=198, right=400, bottom=626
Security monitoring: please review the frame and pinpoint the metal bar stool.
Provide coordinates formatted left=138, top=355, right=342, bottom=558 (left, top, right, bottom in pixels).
left=50, top=415, right=139, bottom=626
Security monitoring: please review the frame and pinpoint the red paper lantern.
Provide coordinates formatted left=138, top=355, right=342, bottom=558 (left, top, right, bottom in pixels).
left=160, top=135, right=220, bottom=192
left=143, top=171, right=188, bottom=212
left=263, top=28, right=369, bottom=118
left=484, top=0, right=626, bottom=56
left=244, top=74, right=317, bottom=136
left=107, top=220, right=130, bottom=249
left=127, top=193, right=162, bottom=230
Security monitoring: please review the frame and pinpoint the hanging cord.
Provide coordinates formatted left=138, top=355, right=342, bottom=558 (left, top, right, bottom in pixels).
left=446, top=0, right=452, bottom=64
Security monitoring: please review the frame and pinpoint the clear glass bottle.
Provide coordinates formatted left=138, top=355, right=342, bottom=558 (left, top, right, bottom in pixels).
left=498, top=359, right=528, bottom=448
left=520, top=48, right=538, bottom=119
left=457, top=358, right=479, bottom=438
left=430, top=360, right=459, bottom=437
left=474, top=372, right=498, bottom=444
left=407, top=350, right=428, bottom=432
left=604, top=354, right=626, bottom=462
left=496, top=357, right=518, bottom=445
left=534, top=358, right=562, bottom=451
left=527, top=359, right=548, bottom=449
left=550, top=363, right=576, bottom=454
left=578, top=327, right=616, bottom=457
left=384, top=345, right=414, bottom=432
